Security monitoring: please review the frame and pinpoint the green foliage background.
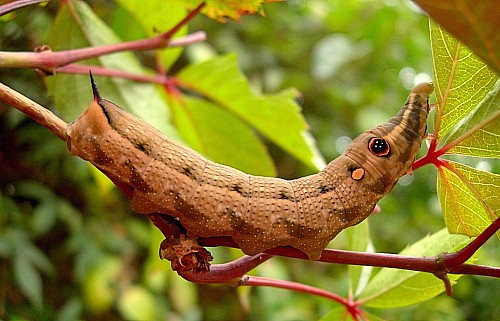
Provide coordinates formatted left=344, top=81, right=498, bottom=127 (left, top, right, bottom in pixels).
left=0, top=0, right=498, bottom=320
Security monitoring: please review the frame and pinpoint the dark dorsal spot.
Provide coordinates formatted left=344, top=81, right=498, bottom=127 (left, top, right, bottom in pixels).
left=230, top=183, right=246, bottom=196
left=134, top=142, right=150, bottom=154
left=319, top=185, right=333, bottom=194
left=182, top=166, right=194, bottom=178
left=278, top=191, right=292, bottom=200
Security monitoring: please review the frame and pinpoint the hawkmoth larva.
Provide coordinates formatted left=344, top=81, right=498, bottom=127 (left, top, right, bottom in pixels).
left=66, top=76, right=433, bottom=260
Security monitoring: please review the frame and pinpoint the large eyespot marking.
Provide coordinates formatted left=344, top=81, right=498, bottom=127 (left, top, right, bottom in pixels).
left=368, top=138, right=390, bottom=157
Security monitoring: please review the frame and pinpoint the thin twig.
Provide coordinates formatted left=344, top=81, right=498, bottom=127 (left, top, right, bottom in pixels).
left=1, top=81, right=497, bottom=281
left=444, top=216, right=500, bottom=268
left=0, top=82, right=67, bottom=141
left=177, top=254, right=273, bottom=285
left=0, top=2, right=206, bottom=73
left=242, top=275, right=351, bottom=305
left=0, top=31, right=206, bottom=72
left=198, top=230, right=500, bottom=278
left=0, top=0, right=49, bottom=16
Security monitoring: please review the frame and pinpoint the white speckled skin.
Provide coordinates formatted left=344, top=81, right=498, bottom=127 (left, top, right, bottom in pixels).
left=66, top=83, right=433, bottom=260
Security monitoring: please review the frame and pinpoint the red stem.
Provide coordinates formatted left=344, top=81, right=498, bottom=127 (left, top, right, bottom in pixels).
left=177, top=254, right=273, bottom=285
left=444, top=216, right=500, bottom=268
left=162, top=2, right=206, bottom=39
left=412, top=135, right=446, bottom=171
left=0, top=0, right=48, bottom=15
left=0, top=4, right=206, bottom=73
left=198, top=234, right=500, bottom=278
left=242, top=275, right=350, bottom=305
left=241, top=276, right=366, bottom=320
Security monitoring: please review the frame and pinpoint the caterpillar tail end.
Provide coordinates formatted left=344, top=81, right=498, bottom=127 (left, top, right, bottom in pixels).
left=412, top=82, right=434, bottom=95
left=89, top=70, right=102, bottom=103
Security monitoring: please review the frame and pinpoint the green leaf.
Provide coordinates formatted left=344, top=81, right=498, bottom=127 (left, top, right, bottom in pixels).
left=318, top=306, right=350, bottom=321
left=46, top=0, right=180, bottom=140
left=437, top=161, right=499, bottom=237
left=14, top=254, right=43, bottom=308
left=44, top=3, right=92, bottom=121
left=319, top=307, right=386, bottom=321
left=22, top=242, right=55, bottom=276
left=177, top=53, right=326, bottom=171
left=32, top=200, right=58, bottom=235
left=359, top=229, right=471, bottom=308
left=170, top=96, right=276, bottom=175
left=142, top=224, right=171, bottom=292
left=430, top=21, right=498, bottom=140
left=56, top=297, right=83, bottom=321
left=6, top=231, right=54, bottom=301
left=115, top=0, right=187, bottom=70
left=344, top=220, right=373, bottom=297
left=415, top=0, right=500, bottom=72
left=446, top=79, right=500, bottom=158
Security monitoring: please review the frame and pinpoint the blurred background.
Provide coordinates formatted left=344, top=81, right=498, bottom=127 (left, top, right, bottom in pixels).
left=0, top=0, right=498, bottom=320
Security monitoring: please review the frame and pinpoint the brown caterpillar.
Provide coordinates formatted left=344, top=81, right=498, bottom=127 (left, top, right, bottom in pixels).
left=66, top=77, right=433, bottom=260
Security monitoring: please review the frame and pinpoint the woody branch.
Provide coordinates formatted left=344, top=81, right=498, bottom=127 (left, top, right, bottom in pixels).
left=1, top=77, right=499, bottom=306
left=0, top=2, right=206, bottom=76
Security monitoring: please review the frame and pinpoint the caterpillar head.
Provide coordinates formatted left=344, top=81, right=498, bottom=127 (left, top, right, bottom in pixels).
left=343, top=82, right=433, bottom=195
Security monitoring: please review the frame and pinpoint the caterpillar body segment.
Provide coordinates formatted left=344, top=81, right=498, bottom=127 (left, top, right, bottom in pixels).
left=66, top=80, right=433, bottom=260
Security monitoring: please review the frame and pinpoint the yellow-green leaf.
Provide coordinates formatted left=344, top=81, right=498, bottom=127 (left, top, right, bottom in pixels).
left=115, top=0, right=187, bottom=69
left=359, top=229, right=470, bottom=308
left=430, top=21, right=498, bottom=140
left=437, top=161, right=499, bottom=237
left=415, top=0, right=500, bottom=73
left=446, top=79, right=500, bottom=158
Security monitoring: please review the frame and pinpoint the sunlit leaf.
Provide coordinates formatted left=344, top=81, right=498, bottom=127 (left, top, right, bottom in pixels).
left=415, top=0, right=500, bottom=72
left=170, top=96, right=276, bottom=176
left=115, top=0, right=187, bottom=69
left=430, top=21, right=498, bottom=140
left=177, top=53, right=326, bottom=171
left=437, top=161, right=499, bottom=237
left=359, top=229, right=471, bottom=308
left=173, top=0, right=268, bottom=22
left=446, top=79, right=500, bottom=158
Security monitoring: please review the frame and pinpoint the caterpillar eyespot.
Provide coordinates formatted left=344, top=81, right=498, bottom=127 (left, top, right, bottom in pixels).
left=368, top=138, right=390, bottom=157
left=66, top=76, right=433, bottom=260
